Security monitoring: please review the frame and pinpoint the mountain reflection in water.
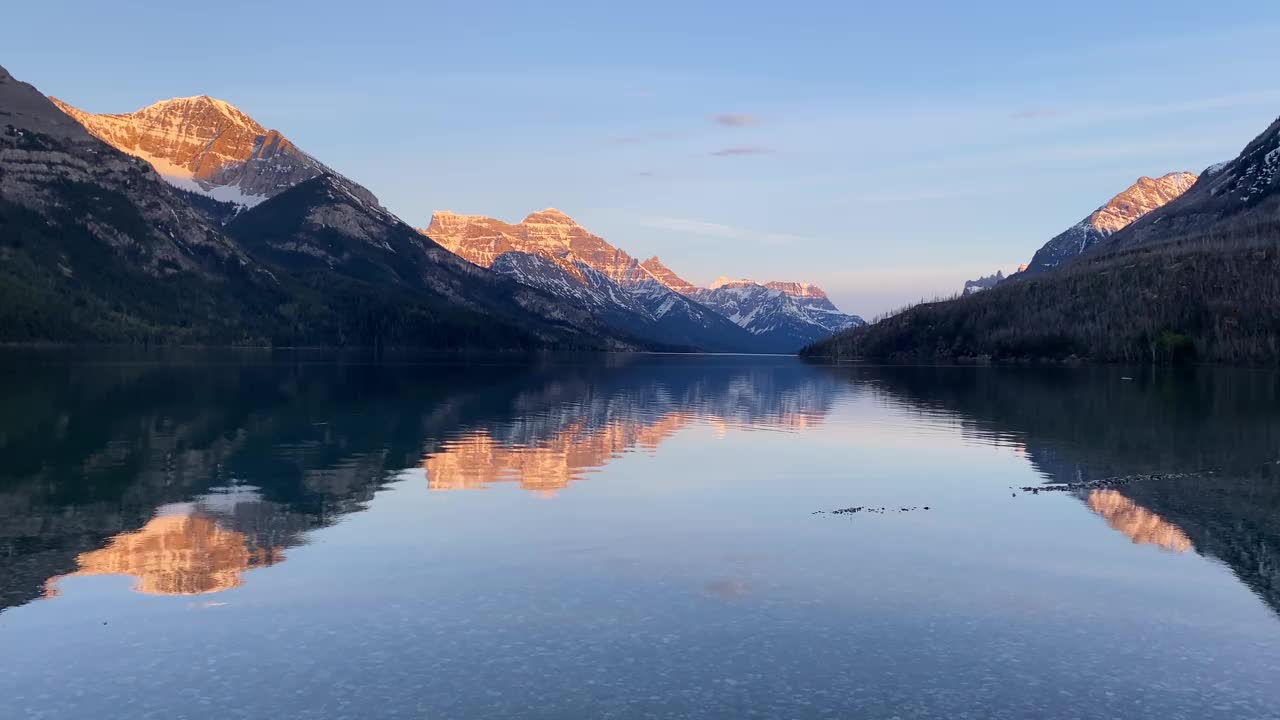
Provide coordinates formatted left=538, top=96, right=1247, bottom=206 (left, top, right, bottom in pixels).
left=831, top=365, right=1280, bottom=616
left=0, top=353, right=836, bottom=607
left=3, top=353, right=1280, bottom=626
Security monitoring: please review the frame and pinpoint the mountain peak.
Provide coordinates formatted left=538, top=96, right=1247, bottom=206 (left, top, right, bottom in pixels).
left=763, top=281, right=828, bottom=299
left=51, top=92, right=376, bottom=208
left=522, top=208, right=578, bottom=224
left=1019, top=169, right=1198, bottom=275
left=1089, top=171, right=1198, bottom=234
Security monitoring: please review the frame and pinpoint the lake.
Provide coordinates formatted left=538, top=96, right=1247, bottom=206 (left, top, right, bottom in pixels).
left=2, top=352, right=1279, bottom=719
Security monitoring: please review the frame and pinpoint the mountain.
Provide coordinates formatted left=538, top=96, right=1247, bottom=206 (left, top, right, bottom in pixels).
left=804, top=114, right=1280, bottom=364
left=423, top=209, right=761, bottom=352
left=962, top=270, right=1005, bottom=295
left=1094, top=118, right=1280, bottom=255
left=639, top=256, right=698, bottom=294
left=225, top=175, right=637, bottom=349
left=0, top=63, right=274, bottom=342
left=692, top=278, right=864, bottom=352
left=50, top=95, right=374, bottom=208
left=1018, top=172, right=1197, bottom=275
left=0, top=65, right=628, bottom=350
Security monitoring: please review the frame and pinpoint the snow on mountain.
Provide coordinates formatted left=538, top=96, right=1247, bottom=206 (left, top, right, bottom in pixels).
left=692, top=279, right=864, bottom=352
left=1019, top=172, right=1197, bottom=275
left=49, top=95, right=377, bottom=210
left=424, top=210, right=759, bottom=352
left=1096, top=115, right=1280, bottom=254
left=961, top=270, right=1005, bottom=296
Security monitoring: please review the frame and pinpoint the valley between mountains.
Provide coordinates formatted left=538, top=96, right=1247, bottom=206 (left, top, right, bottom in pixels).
left=1, top=68, right=861, bottom=354
left=5, top=61, right=1280, bottom=362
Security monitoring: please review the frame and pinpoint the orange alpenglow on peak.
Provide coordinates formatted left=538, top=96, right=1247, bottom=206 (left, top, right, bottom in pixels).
left=1086, top=490, right=1193, bottom=553
left=48, top=94, right=377, bottom=208
left=43, top=509, right=283, bottom=597
left=422, top=208, right=696, bottom=292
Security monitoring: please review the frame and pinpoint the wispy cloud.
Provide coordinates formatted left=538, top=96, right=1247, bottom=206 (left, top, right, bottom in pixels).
left=710, top=145, right=773, bottom=157
left=1011, top=107, right=1059, bottom=120
left=611, top=130, right=683, bottom=145
left=642, top=216, right=742, bottom=238
left=639, top=216, right=810, bottom=244
left=711, top=113, right=759, bottom=127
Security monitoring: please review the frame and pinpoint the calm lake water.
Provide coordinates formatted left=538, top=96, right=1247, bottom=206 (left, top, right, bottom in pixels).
left=2, top=352, right=1280, bottom=719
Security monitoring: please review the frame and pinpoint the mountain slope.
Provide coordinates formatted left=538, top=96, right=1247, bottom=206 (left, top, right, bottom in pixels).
left=0, top=63, right=279, bottom=342
left=0, top=66, right=628, bottom=350
left=962, top=270, right=1005, bottom=295
left=423, top=209, right=761, bottom=351
left=693, top=279, right=864, bottom=352
left=804, top=114, right=1280, bottom=365
left=226, top=176, right=636, bottom=349
left=1092, top=118, right=1280, bottom=256
left=1018, top=172, right=1197, bottom=275
left=50, top=95, right=375, bottom=208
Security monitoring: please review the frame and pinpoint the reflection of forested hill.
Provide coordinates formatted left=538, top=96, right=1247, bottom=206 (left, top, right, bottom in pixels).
left=832, top=365, right=1280, bottom=617
left=0, top=352, right=839, bottom=612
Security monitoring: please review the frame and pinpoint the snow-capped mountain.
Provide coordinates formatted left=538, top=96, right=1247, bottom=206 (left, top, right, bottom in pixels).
left=1019, top=172, right=1197, bottom=275
left=1099, top=115, right=1280, bottom=253
left=423, top=210, right=761, bottom=352
left=49, top=95, right=375, bottom=209
left=691, top=278, right=865, bottom=352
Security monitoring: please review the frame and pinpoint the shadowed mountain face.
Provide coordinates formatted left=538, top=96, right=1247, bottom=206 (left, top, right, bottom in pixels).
left=823, top=364, right=1280, bottom=617
left=0, top=351, right=839, bottom=613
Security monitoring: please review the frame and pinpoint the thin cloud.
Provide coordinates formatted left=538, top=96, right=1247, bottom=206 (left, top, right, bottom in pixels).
left=641, top=216, right=742, bottom=238
left=639, top=216, right=813, bottom=244
left=611, top=130, right=682, bottom=145
left=712, top=113, right=759, bottom=127
left=1011, top=107, right=1060, bottom=119
left=710, top=145, right=773, bottom=157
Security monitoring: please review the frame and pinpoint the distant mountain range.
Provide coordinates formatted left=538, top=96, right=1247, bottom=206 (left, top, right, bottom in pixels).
left=961, top=270, right=1006, bottom=296
left=808, top=115, right=1280, bottom=364
left=0, top=65, right=631, bottom=350
left=0, top=65, right=858, bottom=353
left=424, top=210, right=862, bottom=352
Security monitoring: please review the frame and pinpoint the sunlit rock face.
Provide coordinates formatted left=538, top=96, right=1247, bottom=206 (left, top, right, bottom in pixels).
left=424, top=414, right=693, bottom=493
left=1087, top=490, right=1193, bottom=553
left=1020, top=172, right=1197, bottom=275
left=424, top=209, right=686, bottom=291
left=45, top=504, right=282, bottom=596
left=49, top=95, right=376, bottom=208
left=423, top=369, right=837, bottom=493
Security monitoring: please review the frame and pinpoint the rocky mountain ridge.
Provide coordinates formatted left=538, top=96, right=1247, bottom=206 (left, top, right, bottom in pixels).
left=424, top=210, right=861, bottom=352
left=50, top=95, right=377, bottom=209
left=1018, top=171, right=1197, bottom=276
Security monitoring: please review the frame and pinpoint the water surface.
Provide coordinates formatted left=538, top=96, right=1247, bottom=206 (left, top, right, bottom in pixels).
left=2, top=353, right=1279, bottom=719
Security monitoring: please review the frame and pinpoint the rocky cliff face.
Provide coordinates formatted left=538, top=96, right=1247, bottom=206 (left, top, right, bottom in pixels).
left=50, top=95, right=376, bottom=208
left=1020, top=172, right=1197, bottom=275
left=962, top=270, right=1005, bottom=296
left=424, top=210, right=863, bottom=353
left=1098, top=115, right=1280, bottom=254
left=423, top=209, right=762, bottom=352
left=693, top=278, right=864, bottom=352
left=0, top=64, right=253, bottom=276
left=640, top=256, right=697, bottom=294
left=426, top=208, right=672, bottom=289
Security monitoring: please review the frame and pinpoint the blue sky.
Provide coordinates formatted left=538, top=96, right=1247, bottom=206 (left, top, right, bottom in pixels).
left=9, top=1, right=1280, bottom=316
